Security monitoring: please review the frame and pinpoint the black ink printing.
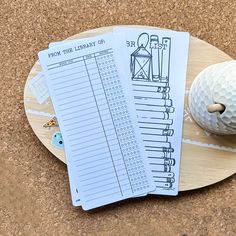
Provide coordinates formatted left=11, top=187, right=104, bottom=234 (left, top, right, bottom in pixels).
left=130, top=32, right=175, bottom=190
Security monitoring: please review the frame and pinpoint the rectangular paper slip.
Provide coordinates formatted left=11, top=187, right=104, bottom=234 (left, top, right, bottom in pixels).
left=49, top=28, right=190, bottom=196
left=49, top=34, right=150, bottom=201
left=49, top=37, right=148, bottom=203
left=39, top=33, right=155, bottom=210
left=48, top=42, right=81, bottom=206
left=48, top=36, right=148, bottom=204
left=113, top=27, right=190, bottom=195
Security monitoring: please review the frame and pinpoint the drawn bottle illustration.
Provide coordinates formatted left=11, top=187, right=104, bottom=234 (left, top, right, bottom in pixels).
left=150, top=35, right=161, bottom=82
left=160, top=37, right=171, bottom=83
left=130, top=33, right=152, bottom=81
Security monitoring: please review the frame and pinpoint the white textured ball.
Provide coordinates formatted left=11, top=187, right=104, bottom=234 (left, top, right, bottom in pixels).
left=189, top=60, right=236, bottom=135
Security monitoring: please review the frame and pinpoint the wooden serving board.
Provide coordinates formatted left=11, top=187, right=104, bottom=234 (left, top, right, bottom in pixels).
left=24, top=25, right=236, bottom=191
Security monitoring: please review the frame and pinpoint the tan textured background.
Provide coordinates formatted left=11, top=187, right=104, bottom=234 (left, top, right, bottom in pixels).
left=0, top=0, right=235, bottom=235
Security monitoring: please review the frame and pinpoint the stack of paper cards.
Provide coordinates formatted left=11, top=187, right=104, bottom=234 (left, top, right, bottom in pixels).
left=38, top=27, right=190, bottom=210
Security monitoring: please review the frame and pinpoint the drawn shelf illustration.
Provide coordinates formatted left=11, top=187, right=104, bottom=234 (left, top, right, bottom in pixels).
left=24, top=25, right=236, bottom=193
left=130, top=33, right=171, bottom=83
left=130, top=32, right=175, bottom=191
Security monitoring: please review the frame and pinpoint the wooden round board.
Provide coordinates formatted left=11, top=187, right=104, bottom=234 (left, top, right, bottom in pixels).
left=24, top=25, right=236, bottom=191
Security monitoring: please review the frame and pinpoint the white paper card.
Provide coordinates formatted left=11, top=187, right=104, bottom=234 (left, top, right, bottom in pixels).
left=39, top=33, right=155, bottom=210
left=113, top=27, right=190, bottom=195
left=48, top=42, right=81, bottom=206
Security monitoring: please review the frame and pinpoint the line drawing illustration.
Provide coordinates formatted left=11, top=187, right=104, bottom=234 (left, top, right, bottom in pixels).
left=130, top=33, right=152, bottom=81
left=130, top=32, right=175, bottom=190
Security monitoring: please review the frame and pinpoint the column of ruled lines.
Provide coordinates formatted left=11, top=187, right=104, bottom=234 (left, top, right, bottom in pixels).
left=48, top=57, right=122, bottom=202
left=95, top=51, right=150, bottom=194
left=80, top=54, right=126, bottom=203
left=94, top=51, right=136, bottom=196
left=48, top=58, right=102, bottom=153
left=48, top=58, right=94, bottom=203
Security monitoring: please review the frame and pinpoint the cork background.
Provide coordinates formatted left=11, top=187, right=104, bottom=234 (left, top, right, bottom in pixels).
left=0, top=0, right=236, bottom=235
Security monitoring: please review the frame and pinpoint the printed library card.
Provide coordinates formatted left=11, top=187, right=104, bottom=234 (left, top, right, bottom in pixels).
left=113, top=27, right=190, bottom=195
left=39, top=33, right=155, bottom=210
left=48, top=42, right=81, bottom=206
left=49, top=37, right=148, bottom=200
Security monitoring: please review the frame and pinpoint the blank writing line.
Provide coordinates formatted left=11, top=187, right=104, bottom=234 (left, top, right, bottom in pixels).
left=81, top=175, right=116, bottom=188
left=67, top=118, right=113, bottom=134
left=82, top=165, right=125, bottom=179
left=79, top=170, right=115, bottom=182
left=78, top=160, right=113, bottom=173
left=58, top=93, right=88, bottom=102
left=61, top=101, right=94, bottom=111
left=85, top=186, right=119, bottom=198
left=61, top=99, right=107, bottom=112
left=49, top=65, right=83, bottom=75
left=66, top=120, right=101, bottom=132
left=133, top=89, right=157, bottom=93
left=76, top=156, right=111, bottom=168
left=73, top=146, right=108, bottom=158
left=140, top=127, right=166, bottom=130
left=63, top=104, right=100, bottom=117
left=71, top=139, right=117, bottom=152
left=85, top=191, right=121, bottom=203
left=59, top=95, right=95, bottom=108
left=52, top=70, right=87, bottom=81
left=81, top=173, right=128, bottom=190
left=54, top=78, right=88, bottom=90
left=63, top=109, right=97, bottom=122
left=74, top=147, right=121, bottom=159
left=53, top=75, right=89, bottom=86
left=69, top=130, right=104, bottom=142
left=119, top=177, right=129, bottom=182
left=78, top=165, right=114, bottom=178
left=57, top=87, right=93, bottom=102
left=75, top=153, right=121, bottom=167
left=67, top=124, right=102, bottom=137
left=83, top=181, right=118, bottom=193
left=132, top=83, right=166, bottom=87
left=71, top=140, right=109, bottom=153
left=71, top=133, right=117, bottom=152
left=56, top=84, right=91, bottom=97
left=62, top=105, right=97, bottom=118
